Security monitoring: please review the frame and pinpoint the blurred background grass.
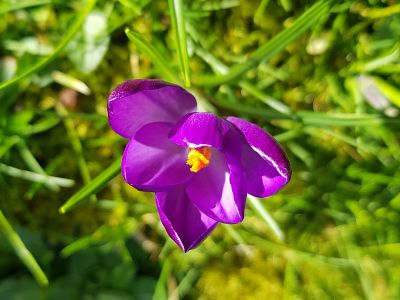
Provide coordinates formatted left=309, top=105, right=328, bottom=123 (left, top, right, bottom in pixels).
left=1, top=0, right=400, bottom=299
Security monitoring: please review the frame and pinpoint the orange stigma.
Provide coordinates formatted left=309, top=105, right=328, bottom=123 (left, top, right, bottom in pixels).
left=186, top=147, right=211, bottom=172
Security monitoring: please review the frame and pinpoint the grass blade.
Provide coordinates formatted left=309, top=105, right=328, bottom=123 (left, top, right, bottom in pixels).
left=17, top=141, right=59, bottom=191
left=59, top=156, right=122, bottom=213
left=26, top=156, right=66, bottom=199
left=279, top=0, right=292, bottom=12
left=0, top=209, right=49, bottom=287
left=200, top=0, right=239, bottom=11
left=56, top=103, right=96, bottom=201
left=0, top=0, right=96, bottom=91
left=239, top=81, right=292, bottom=114
left=169, top=0, right=190, bottom=86
left=0, top=136, right=21, bottom=159
left=214, top=96, right=399, bottom=127
left=194, top=1, right=332, bottom=86
left=304, top=127, right=373, bottom=154
left=0, top=0, right=54, bottom=14
left=0, top=163, right=74, bottom=187
left=254, top=0, right=271, bottom=23
left=274, top=129, right=303, bottom=143
left=174, top=269, right=199, bottom=299
left=152, top=259, right=172, bottom=300
left=222, top=224, right=252, bottom=255
left=125, top=28, right=178, bottom=83
left=287, top=141, right=314, bottom=168
left=195, top=47, right=292, bottom=114
left=283, top=261, right=299, bottom=299
left=24, top=115, right=61, bottom=136
left=298, top=111, right=388, bottom=126
left=52, top=71, right=91, bottom=95
left=215, top=96, right=295, bottom=120
left=249, top=236, right=355, bottom=267
left=248, top=195, right=285, bottom=241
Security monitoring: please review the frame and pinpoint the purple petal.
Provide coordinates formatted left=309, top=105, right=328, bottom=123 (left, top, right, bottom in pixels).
left=122, top=122, right=193, bottom=191
left=169, top=112, right=227, bottom=149
left=227, top=117, right=291, bottom=197
left=186, top=149, right=247, bottom=224
left=156, top=186, right=218, bottom=252
left=108, top=79, right=197, bottom=139
left=170, top=112, right=247, bottom=223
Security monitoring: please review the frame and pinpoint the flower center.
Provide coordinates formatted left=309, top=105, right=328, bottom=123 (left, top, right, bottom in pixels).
left=186, top=147, right=211, bottom=173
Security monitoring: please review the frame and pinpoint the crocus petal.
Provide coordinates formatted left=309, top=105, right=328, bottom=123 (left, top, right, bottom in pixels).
left=156, top=186, right=218, bottom=252
left=170, top=112, right=247, bottom=223
left=169, top=112, right=228, bottom=149
left=227, top=117, right=291, bottom=197
left=186, top=149, right=247, bottom=224
left=108, top=79, right=197, bottom=139
left=169, top=112, right=245, bottom=165
left=122, top=122, right=193, bottom=191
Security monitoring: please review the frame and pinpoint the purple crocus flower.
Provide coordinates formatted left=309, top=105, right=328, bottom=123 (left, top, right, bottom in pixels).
left=108, top=79, right=291, bottom=252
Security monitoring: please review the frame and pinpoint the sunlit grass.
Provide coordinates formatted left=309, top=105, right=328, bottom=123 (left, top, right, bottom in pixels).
left=1, top=0, right=399, bottom=298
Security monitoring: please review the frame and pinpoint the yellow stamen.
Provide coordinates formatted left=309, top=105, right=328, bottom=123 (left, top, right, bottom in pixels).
left=186, top=147, right=211, bottom=172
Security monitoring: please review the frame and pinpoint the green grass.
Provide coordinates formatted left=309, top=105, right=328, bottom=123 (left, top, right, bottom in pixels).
left=1, top=0, right=400, bottom=299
